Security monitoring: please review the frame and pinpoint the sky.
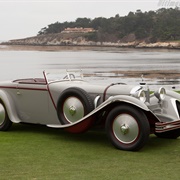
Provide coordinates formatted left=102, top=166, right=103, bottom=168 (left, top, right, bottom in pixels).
left=0, top=0, right=179, bottom=41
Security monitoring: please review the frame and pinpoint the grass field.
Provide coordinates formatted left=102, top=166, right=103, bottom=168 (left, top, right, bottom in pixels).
left=0, top=124, right=180, bottom=180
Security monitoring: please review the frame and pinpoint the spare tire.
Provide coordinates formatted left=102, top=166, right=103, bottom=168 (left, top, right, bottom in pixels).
left=57, top=87, right=94, bottom=125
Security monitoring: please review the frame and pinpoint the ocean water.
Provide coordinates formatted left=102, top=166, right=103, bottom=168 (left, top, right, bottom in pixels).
left=0, top=45, right=180, bottom=90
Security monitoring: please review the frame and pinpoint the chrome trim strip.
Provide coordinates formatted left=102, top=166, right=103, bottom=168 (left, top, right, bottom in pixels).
left=155, top=120, right=180, bottom=132
left=94, top=95, right=100, bottom=108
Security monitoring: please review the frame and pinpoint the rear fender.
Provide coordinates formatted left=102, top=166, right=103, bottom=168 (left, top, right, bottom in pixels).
left=0, top=90, right=20, bottom=123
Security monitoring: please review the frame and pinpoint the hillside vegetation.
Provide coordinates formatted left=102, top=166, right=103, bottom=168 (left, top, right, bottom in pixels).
left=38, top=8, right=180, bottom=43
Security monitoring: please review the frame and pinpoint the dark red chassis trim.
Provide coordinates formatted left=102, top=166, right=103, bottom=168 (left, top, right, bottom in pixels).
left=155, top=120, right=180, bottom=133
left=0, top=85, right=47, bottom=91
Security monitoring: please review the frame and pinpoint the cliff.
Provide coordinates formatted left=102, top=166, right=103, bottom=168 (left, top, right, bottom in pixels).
left=2, top=32, right=180, bottom=49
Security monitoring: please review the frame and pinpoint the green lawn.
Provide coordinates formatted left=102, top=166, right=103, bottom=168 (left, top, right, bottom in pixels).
left=0, top=124, right=180, bottom=180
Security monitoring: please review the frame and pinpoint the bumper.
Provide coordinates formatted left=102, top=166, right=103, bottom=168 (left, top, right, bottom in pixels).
left=155, top=120, right=180, bottom=133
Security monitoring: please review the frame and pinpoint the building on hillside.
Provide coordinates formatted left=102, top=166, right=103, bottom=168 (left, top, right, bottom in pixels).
left=61, top=27, right=96, bottom=33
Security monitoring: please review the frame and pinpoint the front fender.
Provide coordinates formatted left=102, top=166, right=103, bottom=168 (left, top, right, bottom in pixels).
left=166, top=90, right=180, bottom=100
left=47, top=95, right=150, bottom=128
left=0, top=90, right=20, bottom=123
left=108, top=95, right=149, bottom=111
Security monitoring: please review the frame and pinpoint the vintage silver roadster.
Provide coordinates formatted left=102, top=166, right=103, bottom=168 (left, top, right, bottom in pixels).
left=0, top=70, right=180, bottom=151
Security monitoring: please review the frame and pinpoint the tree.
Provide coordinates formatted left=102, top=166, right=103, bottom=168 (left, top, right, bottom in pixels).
left=75, top=18, right=91, bottom=27
left=37, top=8, right=180, bottom=42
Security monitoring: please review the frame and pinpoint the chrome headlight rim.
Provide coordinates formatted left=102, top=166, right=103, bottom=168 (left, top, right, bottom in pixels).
left=155, top=87, right=166, bottom=101
left=130, top=86, right=147, bottom=102
left=138, top=90, right=146, bottom=102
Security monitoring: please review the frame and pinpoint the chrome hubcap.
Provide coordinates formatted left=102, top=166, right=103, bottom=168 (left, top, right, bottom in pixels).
left=113, top=114, right=139, bottom=144
left=0, top=104, right=6, bottom=126
left=63, top=97, right=84, bottom=123
left=120, top=124, right=129, bottom=135
left=69, top=106, right=76, bottom=116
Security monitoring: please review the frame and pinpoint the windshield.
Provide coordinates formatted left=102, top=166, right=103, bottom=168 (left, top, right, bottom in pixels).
left=43, top=69, right=84, bottom=83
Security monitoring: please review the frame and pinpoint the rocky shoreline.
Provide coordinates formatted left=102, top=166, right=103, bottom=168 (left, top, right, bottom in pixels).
left=1, top=33, right=180, bottom=49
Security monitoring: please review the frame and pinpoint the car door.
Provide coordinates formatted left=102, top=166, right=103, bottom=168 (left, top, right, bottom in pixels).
left=15, top=83, right=50, bottom=124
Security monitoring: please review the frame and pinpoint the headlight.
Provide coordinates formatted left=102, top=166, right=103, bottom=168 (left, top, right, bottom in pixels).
left=154, top=87, right=166, bottom=101
left=138, top=90, right=146, bottom=102
left=130, top=87, right=146, bottom=102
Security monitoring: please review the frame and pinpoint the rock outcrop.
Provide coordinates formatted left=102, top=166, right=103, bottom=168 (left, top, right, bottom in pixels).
left=1, top=32, right=180, bottom=49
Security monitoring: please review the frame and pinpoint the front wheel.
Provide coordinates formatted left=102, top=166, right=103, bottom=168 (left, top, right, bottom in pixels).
left=106, top=105, right=150, bottom=151
left=0, top=101, right=12, bottom=131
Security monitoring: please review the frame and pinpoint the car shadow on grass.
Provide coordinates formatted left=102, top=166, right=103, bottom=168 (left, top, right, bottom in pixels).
left=144, top=134, right=180, bottom=152
left=7, top=124, right=180, bottom=151
left=8, top=123, right=110, bottom=148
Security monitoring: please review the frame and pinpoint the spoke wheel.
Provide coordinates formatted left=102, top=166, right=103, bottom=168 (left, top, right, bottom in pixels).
left=106, top=105, right=150, bottom=151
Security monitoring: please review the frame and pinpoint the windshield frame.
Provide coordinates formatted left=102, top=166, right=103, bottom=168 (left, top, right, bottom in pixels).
left=43, top=69, right=84, bottom=84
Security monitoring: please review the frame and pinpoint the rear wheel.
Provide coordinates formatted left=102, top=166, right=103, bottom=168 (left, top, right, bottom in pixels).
left=106, top=105, right=150, bottom=151
left=0, top=101, right=12, bottom=131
